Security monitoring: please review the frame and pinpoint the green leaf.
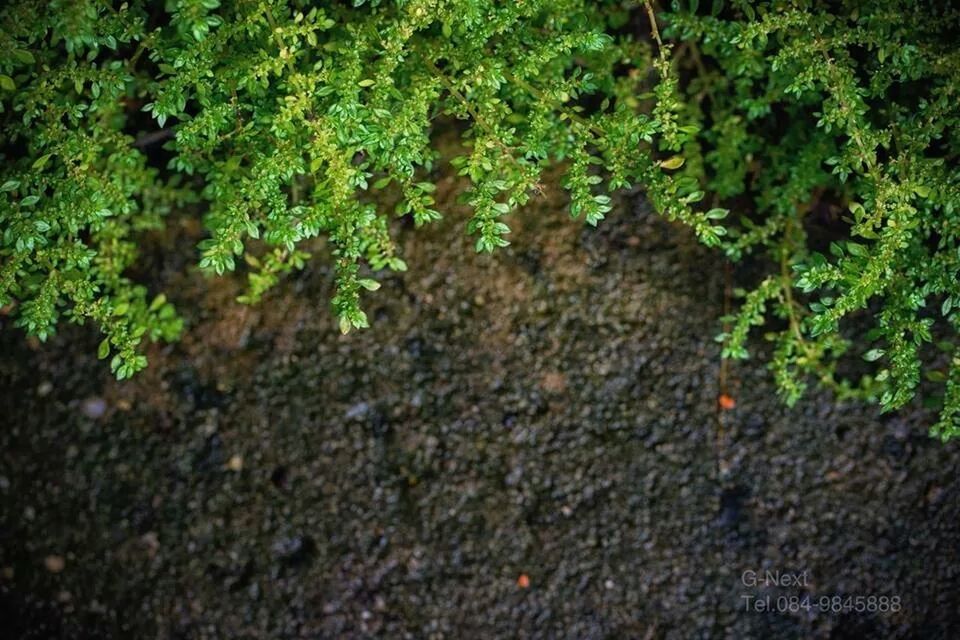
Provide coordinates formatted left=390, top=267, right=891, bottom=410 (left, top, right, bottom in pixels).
left=659, top=156, right=685, bottom=170
left=863, top=348, right=885, bottom=362
left=0, top=75, right=14, bottom=91
left=98, top=338, right=110, bottom=359
left=358, top=278, right=380, bottom=291
left=846, top=243, right=867, bottom=257
left=32, top=154, right=53, bottom=170
left=13, top=50, right=35, bottom=64
left=149, top=293, right=167, bottom=312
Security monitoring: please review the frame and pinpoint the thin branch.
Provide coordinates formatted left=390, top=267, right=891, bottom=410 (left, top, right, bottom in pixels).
left=642, top=0, right=668, bottom=63
left=132, top=127, right=174, bottom=148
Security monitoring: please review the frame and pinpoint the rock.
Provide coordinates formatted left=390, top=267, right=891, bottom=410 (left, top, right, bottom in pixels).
left=540, top=372, right=567, bottom=393
left=345, top=401, right=371, bottom=420
left=44, top=555, right=65, bottom=573
left=141, top=532, right=160, bottom=558
left=80, top=397, right=107, bottom=419
left=227, top=455, right=243, bottom=471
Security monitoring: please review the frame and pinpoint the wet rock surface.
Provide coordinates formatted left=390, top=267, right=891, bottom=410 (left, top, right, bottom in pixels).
left=1, top=184, right=959, bottom=639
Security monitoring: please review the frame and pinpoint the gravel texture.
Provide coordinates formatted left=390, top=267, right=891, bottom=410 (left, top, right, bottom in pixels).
left=1, top=179, right=959, bottom=639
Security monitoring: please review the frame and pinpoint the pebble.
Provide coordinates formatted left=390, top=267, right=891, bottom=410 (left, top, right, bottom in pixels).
left=345, top=401, right=370, bottom=420
left=44, top=555, right=65, bottom=573
left=540, top=371, right=567, bottom=393
left=227, top=455, right=244, bottom=471
left=80, top=397, right=107, bottom=419
left=141, top=532, right=160, bottom=558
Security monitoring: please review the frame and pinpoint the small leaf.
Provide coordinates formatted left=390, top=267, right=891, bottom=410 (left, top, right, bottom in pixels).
left=13, top=50, right=35, bottom=64
left=358, top=278, right=380, bottom=291
left=98, top=338, right=110, bottom=360
left=863, top=348, right=885, bottom=362
left=846, top=243, right=867, bottom=257
left=0, top=75, right=15, bottom=91
left=149, top=293, right=167, bottom=312
left=659, top=155, right=685, bottom=170
left=32, top=154, right=53, bottom=170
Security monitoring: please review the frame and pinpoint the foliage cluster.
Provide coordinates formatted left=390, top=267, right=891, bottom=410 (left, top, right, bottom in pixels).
left=1, top=1, right=959, bottom=437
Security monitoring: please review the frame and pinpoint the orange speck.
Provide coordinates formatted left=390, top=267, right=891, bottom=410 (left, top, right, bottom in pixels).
left=517, top=573, right=530, bottom=589
left=718, top=394, right=736, bottom=410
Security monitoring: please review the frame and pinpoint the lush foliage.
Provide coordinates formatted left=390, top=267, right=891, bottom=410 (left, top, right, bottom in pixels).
left=1, top=1, right=959, bottom=438
left=667, top=1, right=960, bottom=439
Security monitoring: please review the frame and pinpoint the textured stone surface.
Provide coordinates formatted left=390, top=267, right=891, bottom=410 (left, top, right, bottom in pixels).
left=2, top=183, right=959, bottom=639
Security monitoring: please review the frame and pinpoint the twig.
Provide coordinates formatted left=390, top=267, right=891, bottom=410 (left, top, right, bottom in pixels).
left=132, top=128, right=174, bottom=148
left=419, top=54, right=523, bottom=162
left=642, top=0, right=668, bottom=63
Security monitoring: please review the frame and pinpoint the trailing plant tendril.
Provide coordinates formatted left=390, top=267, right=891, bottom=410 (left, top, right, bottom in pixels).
left=1, top=0, right=959, bottom=439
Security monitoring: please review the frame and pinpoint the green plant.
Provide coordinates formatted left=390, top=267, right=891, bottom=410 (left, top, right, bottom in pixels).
left=666, top=1, right=960, bottom=439
left=1, top=1, right=959, bottom=438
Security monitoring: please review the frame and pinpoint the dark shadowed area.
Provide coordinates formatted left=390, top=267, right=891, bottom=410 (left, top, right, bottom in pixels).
left=2, top=180, right=959, bottom=639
